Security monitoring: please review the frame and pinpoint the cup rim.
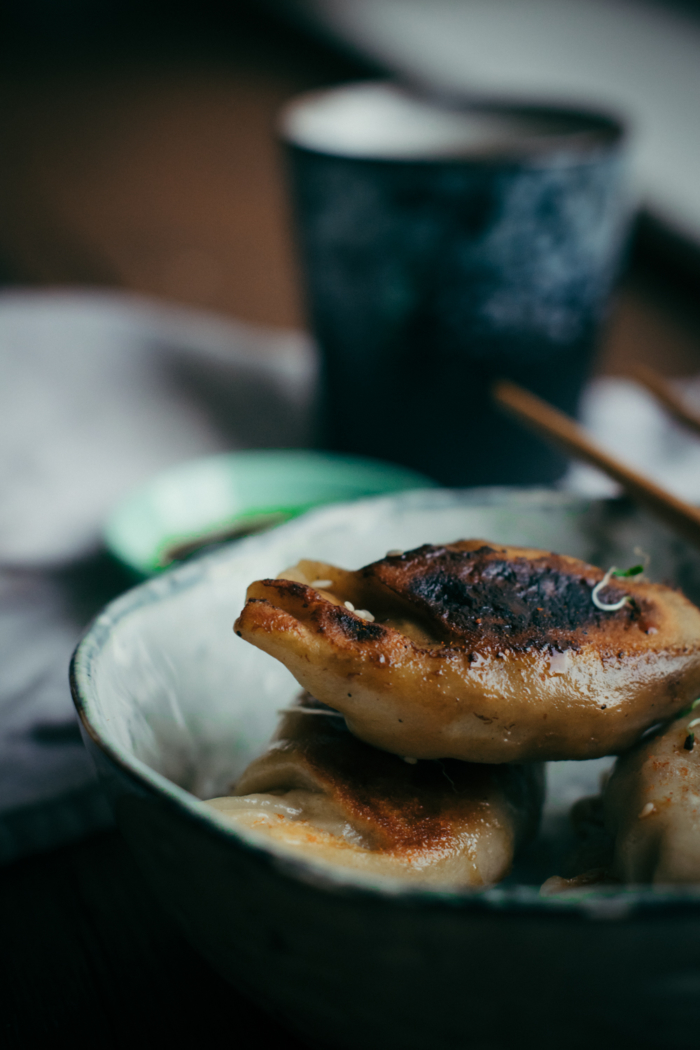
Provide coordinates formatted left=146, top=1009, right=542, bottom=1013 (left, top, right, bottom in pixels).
left=279, top=79, right=626, bottom=165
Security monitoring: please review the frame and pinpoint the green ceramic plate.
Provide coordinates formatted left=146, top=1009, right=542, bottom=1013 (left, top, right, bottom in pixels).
left=104, top=449, right=435, bottom=576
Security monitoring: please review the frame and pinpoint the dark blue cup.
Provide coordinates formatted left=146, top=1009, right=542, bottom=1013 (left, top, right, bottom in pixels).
left=281, top=82, right=630, bottom=487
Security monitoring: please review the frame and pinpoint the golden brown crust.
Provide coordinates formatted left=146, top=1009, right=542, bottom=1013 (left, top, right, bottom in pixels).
left=206, top=695, right=544, bottom=887
left=234, top=542, right=700, bottom=763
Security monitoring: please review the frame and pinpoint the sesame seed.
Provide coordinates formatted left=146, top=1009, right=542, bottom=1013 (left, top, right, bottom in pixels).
left=354, top=609, right=375, bottom=622
left=344, top=601, right=355, bottom=611
left=386, top=549, right=403, bottom=557
left=403, top=757, right=418, bottom=764
left=310, top=579, right=332, bottom=589
left=639, top=802, right=656, bottom=819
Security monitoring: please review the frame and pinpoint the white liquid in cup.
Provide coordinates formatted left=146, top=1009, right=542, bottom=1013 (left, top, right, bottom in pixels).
left=280, top=82, right=618, bottom=161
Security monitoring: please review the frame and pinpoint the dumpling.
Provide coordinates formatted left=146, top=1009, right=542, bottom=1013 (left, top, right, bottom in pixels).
left=205, top=695, right=544, bottom=888
left=234, top=541, right=700, bottom=763
left=601, top=707, right=700, bottom=884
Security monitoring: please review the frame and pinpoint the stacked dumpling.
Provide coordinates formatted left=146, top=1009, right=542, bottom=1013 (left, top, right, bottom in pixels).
left=207, top=541, right=700, bottom=888
left=206, top=693, right=543, bottom=888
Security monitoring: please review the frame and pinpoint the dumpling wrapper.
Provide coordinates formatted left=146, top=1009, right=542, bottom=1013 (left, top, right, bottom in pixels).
left=542, top=707, right=700, bottom=893
left=234, top=541, right=700, bottom=763
left=206, top=696, right=544, bottom=888
left=602, top=708, right=700, bottom=884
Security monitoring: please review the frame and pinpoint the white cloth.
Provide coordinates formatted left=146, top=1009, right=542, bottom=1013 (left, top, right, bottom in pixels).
left=566, top=375, right=700, bottom=501
left=0, top=289, right=315, bottom=566
left=0, top=289, right=316, bottom=863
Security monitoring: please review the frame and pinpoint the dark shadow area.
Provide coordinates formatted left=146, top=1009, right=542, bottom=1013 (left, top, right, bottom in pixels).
left=0, top=828, right=313, bottom=1049
left=0, top=0, right=381, bottom=323
left=0, top=0, right=380, bottom=81
left=633, top=210, right=700, bottom=311
left=53, top=547, right=141, bottom=623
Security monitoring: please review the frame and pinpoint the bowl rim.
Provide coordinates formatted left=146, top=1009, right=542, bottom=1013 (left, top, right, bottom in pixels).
left=72, top=486, right=700, bottom=919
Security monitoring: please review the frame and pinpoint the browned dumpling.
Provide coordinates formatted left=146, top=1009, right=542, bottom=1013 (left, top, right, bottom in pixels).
left=601, top=708, right=700, bottom=883
left=205, top=695, right=544, bottom=888
left=234, top=541, right=700, bottom=764
left=542, top=706, right=700, bottom=893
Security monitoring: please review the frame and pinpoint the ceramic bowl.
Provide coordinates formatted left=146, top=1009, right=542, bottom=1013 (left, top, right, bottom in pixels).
left=72, top=489, right=700, bottom=1050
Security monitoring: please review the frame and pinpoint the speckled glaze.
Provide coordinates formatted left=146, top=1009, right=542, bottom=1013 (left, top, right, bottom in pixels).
left=71, top=490, right=700, bottom=1050
left=284, top=88, right=629, bottom=486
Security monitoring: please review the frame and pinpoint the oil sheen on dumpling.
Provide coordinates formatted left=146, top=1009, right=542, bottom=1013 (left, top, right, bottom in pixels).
left=602, top=708, right=700, bottom=883
left=234, top=541, right=700, bottom=763
left=205, top=696, right=544, bottom=888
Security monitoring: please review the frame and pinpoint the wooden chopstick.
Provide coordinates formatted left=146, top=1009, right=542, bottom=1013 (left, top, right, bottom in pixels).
left=632, top=364, right=700, bottom=439
left=493, top=379, right=700, bottom=552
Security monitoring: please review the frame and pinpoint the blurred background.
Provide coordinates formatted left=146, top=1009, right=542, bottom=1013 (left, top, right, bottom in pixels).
left=0, top=0, right=698, bottom=365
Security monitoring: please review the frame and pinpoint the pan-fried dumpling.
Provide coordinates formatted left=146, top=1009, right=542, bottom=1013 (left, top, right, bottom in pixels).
left=542, top=706, right=700, bottom=893
left=205, top=695, right=544, bottom=888
left=601, top=707, right=700, bottom=884
left=234, top=541, right=700, bottom=763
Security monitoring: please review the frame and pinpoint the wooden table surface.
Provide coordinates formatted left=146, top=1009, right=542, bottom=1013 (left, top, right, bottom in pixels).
left=1, top=7, right=700, bottom=1048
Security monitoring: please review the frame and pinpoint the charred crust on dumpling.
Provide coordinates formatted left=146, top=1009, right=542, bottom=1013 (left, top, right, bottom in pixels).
left=363, top=542, right=652, bottom=652
left=294, top=711, right=469, bottom=854
left=238, top=694, right=542, bottom=861
left=333, top=610, right=387, bottom=643
left=244, top=579, right=388, bottom=643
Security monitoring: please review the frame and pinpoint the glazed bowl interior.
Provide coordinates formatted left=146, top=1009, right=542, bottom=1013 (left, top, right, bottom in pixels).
left=75, top=487, right=700, bottom=900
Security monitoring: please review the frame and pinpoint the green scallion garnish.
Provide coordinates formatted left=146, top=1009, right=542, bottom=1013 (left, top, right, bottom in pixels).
left=611, top=565, right=644, bottom=578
